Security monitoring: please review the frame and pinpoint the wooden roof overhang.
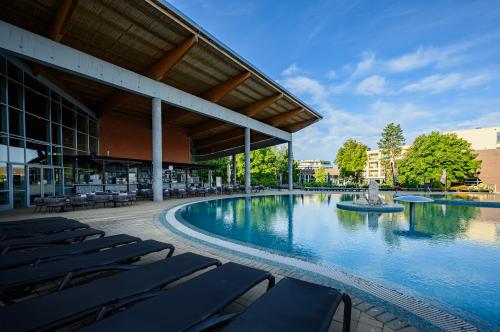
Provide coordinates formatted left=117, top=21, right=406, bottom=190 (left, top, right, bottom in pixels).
left=0, top=0, right=321, bottom=160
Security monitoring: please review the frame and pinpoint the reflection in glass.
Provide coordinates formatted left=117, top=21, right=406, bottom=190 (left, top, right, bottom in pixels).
left=25, top=88, right=49, bottom=119
left=8, top=107, right=23, bottom=136
left=28, top=167, right=41, bottom=204
left=9, top=138, right=24, bottom=163
left=12, top=165, right=25, bottom=208
left=77, top=132, right=87, bottom=152
left=77, top=113, right=87, bottom=133
left=0, top=162, right=7, bottom=191
left=62, top=127, right=74, bottom=148
left=7, top=80, right=22, bottom=109
left=54, top=168, right=63, bottom=196
left=62, top=107, right=75, bottom=127
left=43, top=168, right=54, bottom=197
left=0, top=135, right=7, bottom=162
left=25, top=114, right=49, bottom=142
left=26, top=141, right=50, bottom=164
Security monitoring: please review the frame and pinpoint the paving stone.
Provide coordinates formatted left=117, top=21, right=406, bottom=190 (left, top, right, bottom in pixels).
left=385, top=319, right=409, bottom=330
left=359, top=313, right=383, bottom=328
left=366, top=306, right=385, bottom=318
left=377, top=312, right=397, bottom=323
left=356, top=302, right=374, bottom=311
left=397, top=327, right=419, bottom=332
left=351, top=297, right=364, bottom=306
left=355, top=322, right=382, bottom=332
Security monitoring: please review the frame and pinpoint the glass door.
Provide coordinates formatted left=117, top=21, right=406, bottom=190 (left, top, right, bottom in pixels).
left=43, top=167, right=55, bottom=198
left=0, top=162, right=9, bottom=210
left=54, top=167, right=63, bottom=196
left=28, top=166, right=42, bottom=205
left=12, top=164, right=25, bottom=208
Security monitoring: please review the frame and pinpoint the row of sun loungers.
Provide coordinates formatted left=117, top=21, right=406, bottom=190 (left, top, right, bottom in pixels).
left=0, top=216, right=351, bottom=332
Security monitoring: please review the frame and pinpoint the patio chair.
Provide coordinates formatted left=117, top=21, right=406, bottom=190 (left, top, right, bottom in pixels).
left=44, top=197, right=67, bottom=212
left=127, top=192, right=137, bottom=204
left=33, top=197, right=46, bottom=212
left=222, top=277, right=351, bottom=332
left=92, top=194, right=111, bottom=208
left=0, top=228, right=105, bottom=254
left=113, top=193, right=129, bottom=207
left=77, top=262, right=274, bottom=332
left=0, top=234, right=140, bottom=270
left=0, top=252, right=220, bottom=332
left=0, top=240, right=174, bottom=297
left=163, top=189, right=170, bottom=199
left=69, top=196, right=89, bottom=210
left=0, top=220, right=90, bottom=240
left=187, top=187, right=197, bottom=197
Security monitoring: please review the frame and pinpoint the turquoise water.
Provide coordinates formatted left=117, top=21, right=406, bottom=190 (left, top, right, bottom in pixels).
left=179, top=194, right=500, bottom=331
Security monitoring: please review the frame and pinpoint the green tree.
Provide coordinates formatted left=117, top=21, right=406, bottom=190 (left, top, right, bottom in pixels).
left=378, top=123, right=405, bottom=184
left=235, top=146, right=299, bottom=186
left=314, top=165, right=327, bottom=183
left=199, top=156, right=230, bottom=183
left=334, top=139, right=368, bottom=182
left=398, top=132, right=481, bottom=187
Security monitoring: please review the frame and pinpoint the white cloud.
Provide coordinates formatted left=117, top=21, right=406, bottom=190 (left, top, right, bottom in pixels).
left=353, top=52, right=376, bottom=76
left=402, top=72, right=490, bottom=93
left=326, top=70, right=338, bottom=79
left=355, top=75, right=386, bottom=95
left=281, top=64, right=301, bottom=76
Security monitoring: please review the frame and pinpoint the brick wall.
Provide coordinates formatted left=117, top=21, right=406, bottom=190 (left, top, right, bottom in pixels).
left=99, top=112, right=190, bottom=163
left=475, top=149, right=500, bottom=192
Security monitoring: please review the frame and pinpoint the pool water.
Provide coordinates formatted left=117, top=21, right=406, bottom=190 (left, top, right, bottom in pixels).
left=179, top=194, right=500, bottom=331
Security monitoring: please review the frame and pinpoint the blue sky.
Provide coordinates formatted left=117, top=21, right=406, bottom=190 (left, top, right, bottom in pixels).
left=168, top=0, right=500, bottom=161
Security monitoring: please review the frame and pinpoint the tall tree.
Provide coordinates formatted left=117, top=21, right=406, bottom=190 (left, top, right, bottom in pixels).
left=199, top=156, right=230, bottom=183
left=398, top=132, right=481, bottom=186
left=334, top=139, right=368, bottom=182
left=378, top=123, right=405, bottom=184
left=315, top=165, right=327, bottom=183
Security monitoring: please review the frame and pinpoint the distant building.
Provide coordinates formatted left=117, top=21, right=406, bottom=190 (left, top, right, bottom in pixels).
left=296, top=160, right=339, bottom=183
left=363, top=126, right=500, bottom=191
left=447, top=126, right=500, bottom=192
left=363, top=146, right=410, bottom=183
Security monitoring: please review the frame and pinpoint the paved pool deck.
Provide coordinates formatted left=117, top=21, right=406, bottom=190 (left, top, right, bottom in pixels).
left=0, top=190, right=475, bottom=332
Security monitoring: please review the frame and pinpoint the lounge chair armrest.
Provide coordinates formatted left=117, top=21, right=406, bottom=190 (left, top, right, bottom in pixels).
left=1, top=243, right=56, bottom=255
left=266, top=274, right=276, bottom=290
left=164, top=244, right=175, bottom=258
left=58, top=264, right=139, bottom=291
left=96, top=290, right=163, bottom=321
left=342, top=293, right=352, bottom=332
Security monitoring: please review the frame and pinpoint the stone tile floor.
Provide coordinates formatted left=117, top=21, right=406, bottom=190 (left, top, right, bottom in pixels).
left=0, top=193, right=420, bottom=332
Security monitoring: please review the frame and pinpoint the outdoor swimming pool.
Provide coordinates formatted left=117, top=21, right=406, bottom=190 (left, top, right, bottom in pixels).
left=177, top=194, right=500, bottom=331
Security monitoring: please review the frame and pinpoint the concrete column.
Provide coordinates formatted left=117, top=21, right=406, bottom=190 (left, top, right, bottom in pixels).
left=244, top=127, right=251, bottom=194
left=232, top=154, right=237, bottom=185
left=288, top=140, right=293, bottom=191
left=152, top=97, right=163, bottom=202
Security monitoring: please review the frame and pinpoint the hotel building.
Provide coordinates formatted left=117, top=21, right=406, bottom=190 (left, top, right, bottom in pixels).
left=0, top=1, right=320, bottom=210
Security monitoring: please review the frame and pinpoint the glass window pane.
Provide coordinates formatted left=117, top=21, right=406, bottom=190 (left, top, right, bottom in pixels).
left=0, top=162, right=7, bottom=191
left=63, top=147, right=76, bottom=157
left=0, top=55, right=5, bottom=75
left=0, top=135, right=7, bottom=162
left=0, top=191, right=8, bottom=205
left=0, top=76, right=5, bottom=104
left=52, top=146, right=62, bottom=166
left=77, top=132, right=87, bottom=152
left=89, top=119, right=98, bottom=137
left=26, top=114, right=49, bottom=142
left=51, top=101, right=61, bottom=123
left=62, top=126, right=74, bottom=148
left=25, top=88, right=49, bottom=119
left=26, top=141, right=50, bottom=164
left=12, top=165, right=25, bottom=208
left=89, top=137, right=98, bottom=154
left=62, top=107, right=75, bottom=128
left=77, top=113, right=87, bottom=133
left=8, top=107, right=23, bottom=136
left=51, top=91, right=60, bottom=102
left=25, top=75, right=48, bottom=96
left=8, top=80, right=22, bottom=109
left=52, top=123, right=61, bottom=145
left=7, top=62, right=22, bottom=82
left=0, top=105, right=6, bottom=133
left=9, top=138, right=24, bottom=163
left=54, top=168, right=63, bottom=196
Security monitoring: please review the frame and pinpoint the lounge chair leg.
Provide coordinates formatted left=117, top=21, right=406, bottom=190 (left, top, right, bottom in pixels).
left=266, top=275, right=276, bottom=290
left=342, top=293, right=352, bottom=332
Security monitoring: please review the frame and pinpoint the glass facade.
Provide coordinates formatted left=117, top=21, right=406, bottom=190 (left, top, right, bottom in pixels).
left=0, top=54, right=98, bottom=209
